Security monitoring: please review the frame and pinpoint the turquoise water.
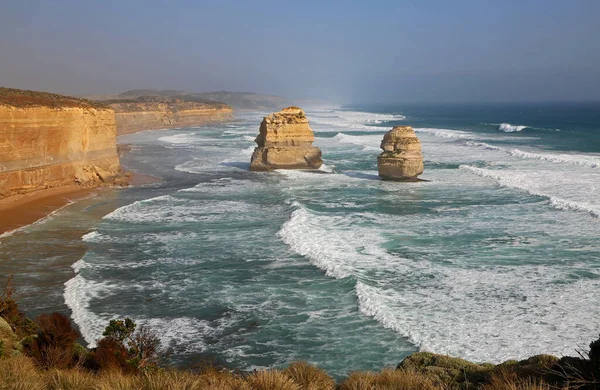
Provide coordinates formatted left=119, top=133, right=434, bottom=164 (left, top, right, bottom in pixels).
left=1, top=104, right=599, bottom=378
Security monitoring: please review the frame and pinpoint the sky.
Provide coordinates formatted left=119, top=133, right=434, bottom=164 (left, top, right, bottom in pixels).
left=1, top=0, right=599, bottom=103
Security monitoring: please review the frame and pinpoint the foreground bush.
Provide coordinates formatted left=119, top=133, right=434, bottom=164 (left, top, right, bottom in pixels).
left=23, top=312, right=80, bottom=369
left=0, top=275, right=37, bottom=338
left=93, top=318, right=162, bottom=372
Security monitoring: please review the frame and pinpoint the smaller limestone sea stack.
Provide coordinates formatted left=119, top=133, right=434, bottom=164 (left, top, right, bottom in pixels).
left=377, top=126, right=424, bottom=181
left=250, top=107, right=322, bottom=171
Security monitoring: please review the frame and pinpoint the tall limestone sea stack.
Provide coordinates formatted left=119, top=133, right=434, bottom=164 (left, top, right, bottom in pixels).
left=250, top=107, right=322, bottom=171
left=377, top=126, right=424, bottom=181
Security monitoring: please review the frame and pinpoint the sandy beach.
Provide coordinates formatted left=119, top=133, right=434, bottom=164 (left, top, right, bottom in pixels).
left=0, top=186, right=97, bottom=237
left=0, top=171, right=161, bottom=237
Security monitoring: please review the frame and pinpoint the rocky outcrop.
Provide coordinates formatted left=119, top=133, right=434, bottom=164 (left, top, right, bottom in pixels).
left=397, top=352, right=559, bottom=389
left=377, top=126, right=424, bottom=181
left=0, top=88, right=125, bottom=199
left=0, top=317, right=22, bottom=357
left=106, top=96, right=234, bottom=135
left=250, top=107, right=322, bottom=171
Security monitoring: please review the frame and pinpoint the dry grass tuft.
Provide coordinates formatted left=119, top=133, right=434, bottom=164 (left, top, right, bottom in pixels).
left=283, top=361, right=335, bottom=390
left=482, top=369, right=554, bottom=390
left=46, top=369, right=95, bottom=390
left=245, top=369, right=301, bottom=390
left=194, top=366, right=251, bottom=390
left=339, top=368, right=440, bottom=390
left=94, top=370, right=138, bottom=390
left=0, top=355, right=45, bottom=390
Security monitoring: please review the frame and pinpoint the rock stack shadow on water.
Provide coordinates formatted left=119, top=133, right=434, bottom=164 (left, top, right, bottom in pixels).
left=250, top=106, right=323, bottom=171
left=377, top=126, right=425, bottom=181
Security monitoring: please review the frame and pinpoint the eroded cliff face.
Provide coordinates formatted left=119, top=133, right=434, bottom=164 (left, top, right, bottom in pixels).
left=108, top=99, right=234, bottom=135
left=0, top=88, right=123, bottom=199
left=250, top=107, right=322, bottom=171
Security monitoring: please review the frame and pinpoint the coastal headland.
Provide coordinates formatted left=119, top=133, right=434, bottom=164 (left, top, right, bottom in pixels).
left=105, top=95, right=234, bottom=135
left=0, top=88, right=129, bottom=236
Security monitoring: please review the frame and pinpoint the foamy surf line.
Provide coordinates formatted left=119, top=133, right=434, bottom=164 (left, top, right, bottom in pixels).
left=308, top=110, right=406, bottom=131
left=64, top=271, right=110, bottom=347
left=460, top=165, right=600, bottom=218
left=64, top=265, right=213, bottom=352
left=276, top=200, right=600, bottom=362
left=464, top=141, right=600, bottom=168
left=0, top=199, right=75, bottom=240
left=276, top=201, right=424, bottom=350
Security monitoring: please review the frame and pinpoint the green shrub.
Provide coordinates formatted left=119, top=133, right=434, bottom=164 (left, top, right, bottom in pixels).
left=103, top=318, right=136, bottom=342
left=91, top=318, right=162, bottom=373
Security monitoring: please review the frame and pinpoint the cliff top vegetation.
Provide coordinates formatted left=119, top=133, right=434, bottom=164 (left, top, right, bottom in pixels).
left=104, top=95, right=231, bottom=112
left=0, top=87, right=108, bottom=109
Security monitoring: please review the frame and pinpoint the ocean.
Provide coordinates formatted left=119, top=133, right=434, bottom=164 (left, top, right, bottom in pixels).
left=0, top=103, right=599, bottom=378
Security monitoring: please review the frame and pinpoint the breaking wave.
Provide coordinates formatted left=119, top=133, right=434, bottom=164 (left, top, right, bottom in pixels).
left=278, top=201, right=600, bottom=362
left=459, top=165, right=600, bottom=218
left=497, top=123, right=528, bottom=132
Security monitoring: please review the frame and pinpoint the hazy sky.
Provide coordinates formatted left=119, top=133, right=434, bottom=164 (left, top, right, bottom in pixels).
left=1, top=0, right=599, bottom=103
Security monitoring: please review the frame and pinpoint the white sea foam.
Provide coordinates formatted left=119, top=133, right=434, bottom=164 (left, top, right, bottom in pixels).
left=464, top=141, right=502, bottom=151
left=65, top=268, right=216, bottom=349
left=158, top=133, right=198, bottom=144
left=355, top=265, right=600, bottom=362
left=241, top=145, right=255, bottom=156
left=318, top=163, right=335, bottom=173
left=507, top=149, right=600, bottom=168
left=81, top=231, right=102, bottom=242
left=103, top=195, right=255, bottom=224
left=277, top=202, right=410, bottom=279
left=498, top=123, right=528, bottom=132
left=0, top=199, right=75, bottom=240
left=279, top=201, right=600, bottom=362
left=460, top=165, right=600, bottom=218
left=332, top=133, right=381, bottom=151
left=414, top=128, right=471, bottom=139
left=463, top=141, right=600, bottom=168
left=64, top=272, right=115, bottom=347
left=308, top=109, right=405, bottom=131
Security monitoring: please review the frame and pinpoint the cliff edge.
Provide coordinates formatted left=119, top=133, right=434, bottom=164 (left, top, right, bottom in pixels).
left=105, top=96, right=234, bottom=135
left=0, top=87, right=125, bottom=200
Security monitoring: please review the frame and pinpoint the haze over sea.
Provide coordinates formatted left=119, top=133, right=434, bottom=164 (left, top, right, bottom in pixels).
left=1, top=103, right=599, bottom=378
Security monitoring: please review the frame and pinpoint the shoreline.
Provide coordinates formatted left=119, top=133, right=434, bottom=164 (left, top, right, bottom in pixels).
left=0, top=171, right=161, bottom=238
left=0, top=186, right=99, bottom=237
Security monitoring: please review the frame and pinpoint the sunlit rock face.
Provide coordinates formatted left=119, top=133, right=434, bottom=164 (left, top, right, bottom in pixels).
left=377, top=126, right=424, bottom=181
left=108, top=97, right=233, bottom=135
left=250, top=107, right=322, bottom=171
left=0, top=88, right=124, bottom=199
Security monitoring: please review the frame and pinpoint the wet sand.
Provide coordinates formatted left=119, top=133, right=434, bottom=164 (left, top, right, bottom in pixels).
left=0, top=186, right=97, bottom=236
left=0, top=172, right=160, bottom=237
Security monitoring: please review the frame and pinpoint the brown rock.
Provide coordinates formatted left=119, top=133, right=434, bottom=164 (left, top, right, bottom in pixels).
left=377, top=126, right=424, bottom=181
left=250, top=107, right=322, bottom=171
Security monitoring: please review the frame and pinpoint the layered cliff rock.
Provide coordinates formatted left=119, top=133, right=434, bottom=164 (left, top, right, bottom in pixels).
left=0, top=88, right=124, bottom=199
left=250, top=107, right=322, bottom=171
left=106, top=96, right=233, bottom=135
left=377, top=126, right=424, bottom=181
